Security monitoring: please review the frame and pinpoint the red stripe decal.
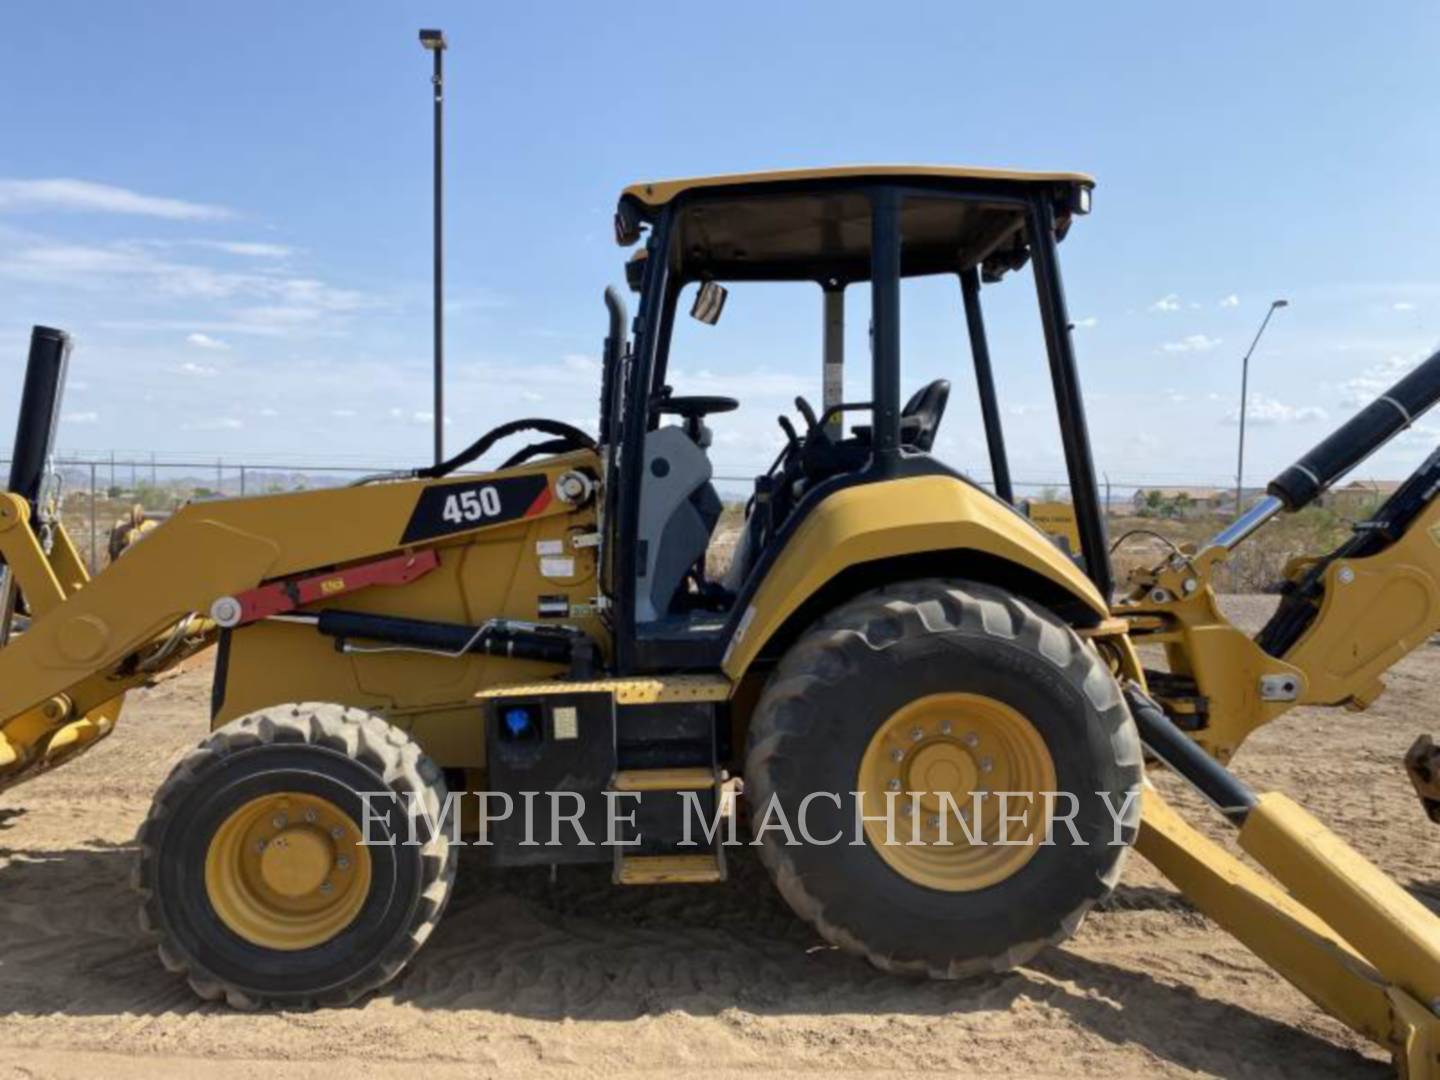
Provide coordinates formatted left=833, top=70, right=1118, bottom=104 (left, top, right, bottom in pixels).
left=523, top=484, right=553, bottom=518
left=231, top=549, right=441, bottom=625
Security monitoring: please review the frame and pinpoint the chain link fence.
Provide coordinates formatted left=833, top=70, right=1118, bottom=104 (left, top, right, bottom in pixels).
left=17, top=455, right=1259, bottom=576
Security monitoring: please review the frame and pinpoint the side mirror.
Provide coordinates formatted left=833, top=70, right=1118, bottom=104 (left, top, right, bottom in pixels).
left=625, top=250, right=647, bottom=293
left=690, top=281, right=728, bottom=325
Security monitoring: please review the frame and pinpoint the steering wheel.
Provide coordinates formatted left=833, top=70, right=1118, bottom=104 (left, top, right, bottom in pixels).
left=656, top=394, right=738, bottom=442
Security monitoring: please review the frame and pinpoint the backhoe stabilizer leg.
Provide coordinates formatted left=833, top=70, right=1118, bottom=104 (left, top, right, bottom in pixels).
left=1128, top=683, right=1440, bottom=1074
left=1138, top=789, right=1440, bottom=1076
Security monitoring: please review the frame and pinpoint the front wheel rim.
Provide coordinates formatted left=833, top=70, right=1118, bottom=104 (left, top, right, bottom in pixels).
left=204, top=791, right=372, bottom=950
left=856, top=692, right=1057, bottom=892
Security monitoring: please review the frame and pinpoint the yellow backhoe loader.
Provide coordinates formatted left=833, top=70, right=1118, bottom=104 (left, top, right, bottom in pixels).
left=2, top=166, right=1439, bottom=1074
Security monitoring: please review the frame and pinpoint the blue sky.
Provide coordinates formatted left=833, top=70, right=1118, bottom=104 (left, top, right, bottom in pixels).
left=2, top=1, right=1438, bottom=492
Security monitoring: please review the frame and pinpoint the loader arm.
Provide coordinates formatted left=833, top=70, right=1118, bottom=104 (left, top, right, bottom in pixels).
left=0, top=457, right=585, bottom=789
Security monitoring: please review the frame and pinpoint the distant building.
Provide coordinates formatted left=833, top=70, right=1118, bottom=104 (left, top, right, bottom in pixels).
left=1325, top=479, right=1402, bottom=512
left=1131, top=486, right=1233, bottom=517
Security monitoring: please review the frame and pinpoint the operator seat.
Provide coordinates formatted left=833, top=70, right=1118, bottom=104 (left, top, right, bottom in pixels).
left=634, top=426, right=723, bottom=623
left=720, top=380, right=951, bottom=594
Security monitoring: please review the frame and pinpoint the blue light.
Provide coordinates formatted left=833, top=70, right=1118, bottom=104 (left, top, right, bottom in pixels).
left=503, top=707, right=533, bottom=737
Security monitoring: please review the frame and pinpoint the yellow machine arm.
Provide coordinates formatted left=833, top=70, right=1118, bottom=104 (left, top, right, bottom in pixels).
left=1126, top=686, right=1440, bottom=1076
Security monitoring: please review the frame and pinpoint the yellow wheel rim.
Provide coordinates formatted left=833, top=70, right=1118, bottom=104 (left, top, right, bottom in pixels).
left=857, top=692, right=1056, bottom=892
left=204, top=792, right=372, bottom=950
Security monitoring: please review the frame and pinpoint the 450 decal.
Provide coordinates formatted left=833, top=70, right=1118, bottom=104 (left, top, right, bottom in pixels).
left=400, top=472, right=551, bottom=543
left=442, top=486, right=503, bottom=524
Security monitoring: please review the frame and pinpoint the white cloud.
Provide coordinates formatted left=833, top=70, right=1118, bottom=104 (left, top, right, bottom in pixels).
left=389, top=407, right=447, bottom=425
left=0, top=240, right=377, bottom=337
left=63, top=410, right=98, bottom=424
left=186, top=332, right=229, bottom=351
left=1220, top=294, right=1240, bottom=308
left=194, top=241, right=292, bottom=258
left=184, top=416, right=244, bottom=431
left=1340, top=353, right=1419, bottom=406
left=1394, top=301, right=1417, bottom=312
left=0, top=178, right=231, bottom=220
left=1163, top=334, right=1223, bottom=353
left=1073, top=316, right=1098, bottom=329
left=1150, top=293, right=1181, bottom=312
left=329, top=408, right=357, bottom=418
left=562, top=353, right=600, bottom=374
left=1225, top=393, right=1327, bottom=426
left=177, top=361, right=219, bottom=377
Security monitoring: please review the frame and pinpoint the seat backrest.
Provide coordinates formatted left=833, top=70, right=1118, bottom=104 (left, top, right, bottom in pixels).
left=635, top=426, right=715, bottom=622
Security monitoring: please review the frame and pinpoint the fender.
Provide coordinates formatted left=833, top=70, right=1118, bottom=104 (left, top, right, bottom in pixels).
left=720, top=474, right=1107, bottom=679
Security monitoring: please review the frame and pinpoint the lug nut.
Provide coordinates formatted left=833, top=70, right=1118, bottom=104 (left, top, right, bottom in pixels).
left=911, top=727, right=924, bottom=741
left=979, top=756, right=994, bottom=773
left=255, top=840, right=266, bottom=853
left=319, top=882, right=333, bottom=893
left=272, top=814, right=287, bottom=829
left=940, top=721, right=952, bottom=735
left=331, top=826, right=344, bottom=839
left=336, top=857, right=350, bottom=870
left=890, top=749, right=904, bottom=763
left=963, top=732, right=979, bottom=747
left=305, top=810, right=317, bottom=823
left=887, top=778, right=901, bottom=792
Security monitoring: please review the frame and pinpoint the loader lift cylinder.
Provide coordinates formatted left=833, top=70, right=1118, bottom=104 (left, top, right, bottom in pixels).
left=8, top=325, right=71, bottom=520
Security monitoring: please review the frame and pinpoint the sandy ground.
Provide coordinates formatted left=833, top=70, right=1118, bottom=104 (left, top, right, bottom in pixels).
left=2, top=595, right=1436, bottom=1079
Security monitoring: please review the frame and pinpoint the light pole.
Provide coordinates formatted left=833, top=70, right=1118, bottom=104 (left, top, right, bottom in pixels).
left=1234, top=298, right=1289, bottom=517
left=419, top=28, right=447, bottom=465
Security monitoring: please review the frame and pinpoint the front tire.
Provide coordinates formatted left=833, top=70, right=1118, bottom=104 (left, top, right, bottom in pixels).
left=134, top=702, right=456, bottom=1009
left=744, top=579, right=1142, bottom=978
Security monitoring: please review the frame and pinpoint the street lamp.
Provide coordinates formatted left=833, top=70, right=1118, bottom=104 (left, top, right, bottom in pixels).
left=1234, top=298, right=1289, bottom=517
left=419, top=28, right=447, bottom=465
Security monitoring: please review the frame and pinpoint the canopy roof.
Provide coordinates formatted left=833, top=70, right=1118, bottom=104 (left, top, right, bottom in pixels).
left=620, top=164, right=1093, bottom=208
left=616, top=165, right=1093, bottom=283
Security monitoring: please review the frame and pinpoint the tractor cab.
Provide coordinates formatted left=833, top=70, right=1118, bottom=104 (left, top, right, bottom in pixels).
left=597, top=166, right=1109, bottom=672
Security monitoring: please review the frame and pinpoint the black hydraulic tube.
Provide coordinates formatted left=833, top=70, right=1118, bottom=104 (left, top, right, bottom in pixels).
left=8, top=326, right=71, bottom=518
left=959, top=267, right=1013, bottom=504
left=1123, top=684, right=1258, bottom=825
left=1268, top=345, right=1440, bottom=511
left=1026, top=198, right=1112, bottom=598
left=315, top=609, right=577, bottom=664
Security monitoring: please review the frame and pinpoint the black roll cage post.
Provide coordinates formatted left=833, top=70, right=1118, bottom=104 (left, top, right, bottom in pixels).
left=1024, top=194, right=1112, bottom=600
left=608, top=181, right=1111, bottom=672
left=959, top=267, right=1014, bottom=506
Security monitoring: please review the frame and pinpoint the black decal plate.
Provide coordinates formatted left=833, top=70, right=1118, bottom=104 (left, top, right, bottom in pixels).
left=401, top=473, right=550, bottom=544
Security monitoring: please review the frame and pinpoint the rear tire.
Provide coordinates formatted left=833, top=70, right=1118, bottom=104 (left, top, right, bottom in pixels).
left=133, top=702, right=455, bottom=1009
left=744, top=579, right=1142, bottom=978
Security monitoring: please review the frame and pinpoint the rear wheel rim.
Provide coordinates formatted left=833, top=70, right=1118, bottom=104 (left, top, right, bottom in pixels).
left=204, top=792, right=372, bottom=950
left=856, top=692, right=1056, bottom=892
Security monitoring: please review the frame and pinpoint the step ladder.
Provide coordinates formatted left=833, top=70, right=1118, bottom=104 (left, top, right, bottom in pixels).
left=609, top=766, right=735, bottom=884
